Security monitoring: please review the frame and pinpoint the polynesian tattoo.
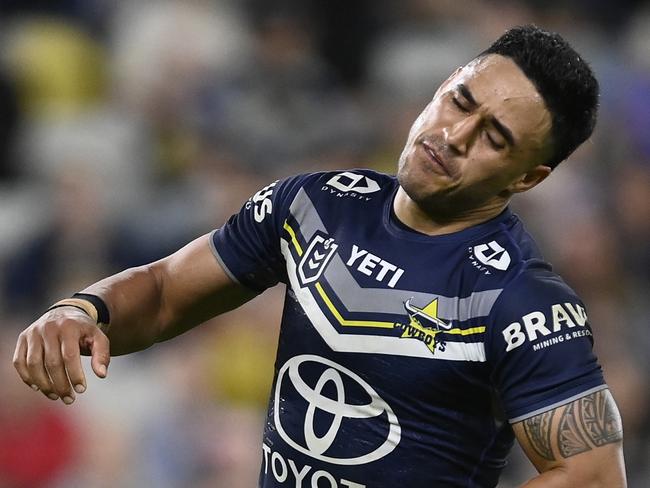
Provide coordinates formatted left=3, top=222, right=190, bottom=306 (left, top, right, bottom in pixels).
left=520, top=389, right=623, bottom=461
left=523, top=410, right=554, bottom=460
left=557, top=401, right=591, bottom=458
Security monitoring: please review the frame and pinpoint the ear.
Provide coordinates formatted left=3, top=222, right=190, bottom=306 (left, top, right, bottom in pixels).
left=507, top=165, right=552, bottom=194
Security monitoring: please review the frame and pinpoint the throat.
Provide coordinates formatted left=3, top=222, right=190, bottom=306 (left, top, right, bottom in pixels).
left=393, top=187, right=508, bottom=236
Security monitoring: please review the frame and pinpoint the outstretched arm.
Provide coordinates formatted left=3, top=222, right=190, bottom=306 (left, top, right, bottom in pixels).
left=13, top=233, right=256, bottom=404
left=82, top=233, right=256, bottom=353
left=513, top=388, right=626, bottom=487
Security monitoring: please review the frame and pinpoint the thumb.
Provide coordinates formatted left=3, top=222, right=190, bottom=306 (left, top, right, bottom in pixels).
left=88, top=329, right=111, bottom=379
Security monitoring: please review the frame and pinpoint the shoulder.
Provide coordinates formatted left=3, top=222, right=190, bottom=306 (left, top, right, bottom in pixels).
left=279, top=169, right=395, bottom=219
left=465, top=213, right=588, bottom=339
left=465, top=210, right=551, bottom=291
left=300, top=168, right=395, bottom=197
left=487, top=263, right=589, bottom=354
left=497, top=259, right=579, bottom=311
left=272, top=169, right=394, bottom=201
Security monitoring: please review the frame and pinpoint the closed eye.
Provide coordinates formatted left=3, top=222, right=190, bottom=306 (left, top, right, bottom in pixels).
left=485, top=131, right=505, bottom=150
left=452, top=97, right=470, bottom=113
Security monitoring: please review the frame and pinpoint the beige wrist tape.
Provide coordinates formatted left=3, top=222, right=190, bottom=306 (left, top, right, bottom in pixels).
left=47, top=298, right=109, bottom=332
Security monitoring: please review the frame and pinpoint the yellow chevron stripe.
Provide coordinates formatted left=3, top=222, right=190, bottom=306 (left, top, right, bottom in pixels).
left=444, top=326, right=486, bottom=336
left=315, top=283, right=395, bottom=329
left=283, top=221, right=303, bottom=255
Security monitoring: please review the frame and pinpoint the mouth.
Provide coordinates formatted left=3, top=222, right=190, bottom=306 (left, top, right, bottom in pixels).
left=420, top=140, right=451, bottom=176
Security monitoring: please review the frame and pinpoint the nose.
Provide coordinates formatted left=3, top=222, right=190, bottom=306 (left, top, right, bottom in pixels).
left=445, top=114, right=481, bottom=156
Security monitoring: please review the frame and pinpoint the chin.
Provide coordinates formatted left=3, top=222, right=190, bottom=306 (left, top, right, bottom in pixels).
left=397, top=164, right=437, bottom=210
left=398, top=159, right=471, bottom=217
left=398, top=153, right=442, bottom=202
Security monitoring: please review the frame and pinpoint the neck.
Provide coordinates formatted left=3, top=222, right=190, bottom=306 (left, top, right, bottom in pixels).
left=393, top=187, right=509, bottom=236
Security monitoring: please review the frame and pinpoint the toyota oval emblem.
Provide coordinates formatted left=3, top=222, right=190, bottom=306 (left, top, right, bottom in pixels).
left=273, top=355, right=401, bottom=465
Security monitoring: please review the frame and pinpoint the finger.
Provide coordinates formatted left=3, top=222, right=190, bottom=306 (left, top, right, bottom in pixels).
left=87, top=328, right=110, bottom=379
left=25, top=335, right=58, bottom=400
left=42, top=328, right=75, bottom=404
left=13, top=334, right=39, bottom=391
left=61, top=328, right=86, bottom=394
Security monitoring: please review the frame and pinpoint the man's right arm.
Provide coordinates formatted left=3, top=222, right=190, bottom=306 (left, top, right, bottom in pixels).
left=13, top=233, right=256, bottom=404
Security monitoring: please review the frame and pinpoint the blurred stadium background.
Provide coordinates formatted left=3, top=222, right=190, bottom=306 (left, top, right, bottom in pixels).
left=0, top=1, right=648, bottom=486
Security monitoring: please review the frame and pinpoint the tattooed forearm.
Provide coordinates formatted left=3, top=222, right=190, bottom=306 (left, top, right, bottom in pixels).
left=523, top=411, right=555, bottom=460
left=556, top=389, right=623, bottom=458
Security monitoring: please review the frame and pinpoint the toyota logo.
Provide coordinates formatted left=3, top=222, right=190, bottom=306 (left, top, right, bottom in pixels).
left=273, top=355, right=401, bottom=465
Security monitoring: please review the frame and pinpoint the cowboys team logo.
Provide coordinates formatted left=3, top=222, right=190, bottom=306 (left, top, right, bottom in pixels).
left=274, top=355, right=401, bottom=465
left=395, top=298, right=451, bottom=354
left=298, top=233, right=339, bottom=286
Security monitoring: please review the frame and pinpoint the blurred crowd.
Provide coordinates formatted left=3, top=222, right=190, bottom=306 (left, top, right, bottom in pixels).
left=0, top=0, right=648, bottom=486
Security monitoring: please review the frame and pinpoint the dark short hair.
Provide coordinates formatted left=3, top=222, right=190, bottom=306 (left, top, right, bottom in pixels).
left=481, top=25, right=599, bottom=169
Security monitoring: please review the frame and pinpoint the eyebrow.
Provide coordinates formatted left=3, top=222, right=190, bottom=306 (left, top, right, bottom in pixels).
left=457, top=83, right=516, bottom=147
left=458, top=84, right=478, bottom=107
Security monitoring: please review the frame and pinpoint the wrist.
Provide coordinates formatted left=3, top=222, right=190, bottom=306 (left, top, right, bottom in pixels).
left=47, top=293, right=111, bottom=333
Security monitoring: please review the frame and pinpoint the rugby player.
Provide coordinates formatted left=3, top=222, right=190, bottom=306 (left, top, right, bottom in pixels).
left=13, top=25, right=627, bottom=487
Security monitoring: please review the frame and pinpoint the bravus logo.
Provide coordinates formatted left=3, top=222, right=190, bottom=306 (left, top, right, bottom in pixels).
left=502, top=302, right=589, bottom=352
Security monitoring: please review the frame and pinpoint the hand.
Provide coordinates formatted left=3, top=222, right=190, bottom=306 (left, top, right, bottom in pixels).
left=13, top=307, right=111, bottom=405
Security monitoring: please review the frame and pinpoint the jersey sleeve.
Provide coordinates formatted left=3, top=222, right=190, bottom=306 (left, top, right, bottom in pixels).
left=210, top=174, right=311, bottom=293
left=485, top=265, right=606, bottom=423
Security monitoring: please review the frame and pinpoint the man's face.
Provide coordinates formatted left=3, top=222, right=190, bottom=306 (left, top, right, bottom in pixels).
left=397, top=54, right=553, bottom=215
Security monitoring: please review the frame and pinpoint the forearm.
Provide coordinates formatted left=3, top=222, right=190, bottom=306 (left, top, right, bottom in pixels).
left=14, top=234, right=254, bottom=404
left=519, top=467, right=611, bottom=488
left=519, top=467, right=567, bottom=487
left=520, top=465, right=625, bottom=488
left=81, top=264, right=167, bottom=355
left=77, top=235, right=256, bottom=355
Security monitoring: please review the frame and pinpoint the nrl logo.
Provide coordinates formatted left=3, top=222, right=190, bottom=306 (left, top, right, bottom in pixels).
left=297, top=233, right=339, bottom=286
left=394, top=298, right=451, bottom=354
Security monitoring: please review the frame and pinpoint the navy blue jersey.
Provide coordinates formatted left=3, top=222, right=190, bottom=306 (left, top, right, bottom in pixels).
left=211, top=170, right=605, bottom=488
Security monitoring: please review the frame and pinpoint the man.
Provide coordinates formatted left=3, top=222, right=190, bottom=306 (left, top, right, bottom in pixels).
left=13, top=25, right=626, bottom=487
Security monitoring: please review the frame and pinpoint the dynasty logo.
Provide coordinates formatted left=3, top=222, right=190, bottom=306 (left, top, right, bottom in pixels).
left=394, top=298, right=451, bottom=354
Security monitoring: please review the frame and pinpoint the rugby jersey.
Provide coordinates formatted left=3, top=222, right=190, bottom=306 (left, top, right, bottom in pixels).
left=211, top=169, right=605, bottom=488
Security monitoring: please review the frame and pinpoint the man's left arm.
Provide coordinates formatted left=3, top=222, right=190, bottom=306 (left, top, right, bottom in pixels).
left=485, top=268, right=627, bottom=487
left=512, top=387, right=626, bottom=486
left=512, top=387, right=626, bottom=487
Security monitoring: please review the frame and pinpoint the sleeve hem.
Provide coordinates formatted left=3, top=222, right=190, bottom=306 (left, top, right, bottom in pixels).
left=208, top=229, right=242, bottom=286
left=508, top=383, right=608, bottom=424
